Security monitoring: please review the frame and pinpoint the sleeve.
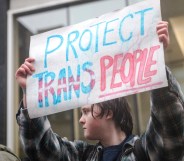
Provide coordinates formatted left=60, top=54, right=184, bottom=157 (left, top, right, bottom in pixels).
left=16, top=102, right=92, bottom=161
left=142, top=66, right=184, bottom=161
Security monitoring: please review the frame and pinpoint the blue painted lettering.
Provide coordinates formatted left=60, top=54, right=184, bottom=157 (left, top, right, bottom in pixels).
left=119, top=14, right=133, bottom=42
left=135, top=8, right=153, bottom=35
left=79, top=29, right=92, bottom=51
left=66, top=30, right=79, bottom=61
left=44, top=35, right=64, bottom=68
left=90, top=21, right=106, bottom=53
left=103, top=18, right=119, bottom=46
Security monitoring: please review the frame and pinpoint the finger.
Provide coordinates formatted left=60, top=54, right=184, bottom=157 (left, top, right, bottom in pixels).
left=158, top=34, right=169, bottom=48
left=156, top=22, right=170, bottom=49
left=16, top=67, right=26, bottom=77
left=24, top=61, right=35, bottom=72
left=25, top=57, right=35, bottom=63
left=21, top=64, right=33, bottom=75
left=156, top=24, right=168, bottom=32
left=157, top=21, right=168, bottom=26
left=157, top=27, right=168, bottom=37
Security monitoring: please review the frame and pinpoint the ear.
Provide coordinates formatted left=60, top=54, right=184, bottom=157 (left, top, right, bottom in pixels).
left=106, top=110, right=113, bottom=120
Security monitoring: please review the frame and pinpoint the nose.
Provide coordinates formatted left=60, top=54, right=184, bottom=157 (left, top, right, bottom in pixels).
left=79, top=115, right=85, bottom=124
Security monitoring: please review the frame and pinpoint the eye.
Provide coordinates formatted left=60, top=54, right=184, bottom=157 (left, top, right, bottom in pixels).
left=82, top=108, right=90, bottom=115
left=83, top=109, right=88, bottom=115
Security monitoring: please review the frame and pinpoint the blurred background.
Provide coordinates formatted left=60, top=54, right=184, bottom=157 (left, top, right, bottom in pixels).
left=0, top=0, right=184, bottom=158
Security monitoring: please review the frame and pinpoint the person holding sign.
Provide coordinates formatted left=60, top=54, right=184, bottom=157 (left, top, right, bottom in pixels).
left=15, top=21, right=184, bottom=161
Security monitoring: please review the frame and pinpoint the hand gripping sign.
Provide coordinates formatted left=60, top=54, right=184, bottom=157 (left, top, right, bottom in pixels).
left=27, top=0, right=167, bottom=118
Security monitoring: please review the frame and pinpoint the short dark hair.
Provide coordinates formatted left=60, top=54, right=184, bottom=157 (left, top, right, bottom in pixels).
left=91, top=97, right=133, bottom=136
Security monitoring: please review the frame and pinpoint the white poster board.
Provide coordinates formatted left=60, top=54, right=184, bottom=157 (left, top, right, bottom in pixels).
left=27, top=0, right=167, bottom=118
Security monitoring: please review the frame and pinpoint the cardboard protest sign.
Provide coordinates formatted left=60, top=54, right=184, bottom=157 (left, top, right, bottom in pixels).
left=27, top=0, right=167, bottom=118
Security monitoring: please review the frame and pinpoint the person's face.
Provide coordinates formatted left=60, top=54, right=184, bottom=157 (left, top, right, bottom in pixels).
left=79, top=104, right=107, bottom=140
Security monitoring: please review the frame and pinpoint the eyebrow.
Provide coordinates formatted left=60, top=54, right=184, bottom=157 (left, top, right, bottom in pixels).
left=81, top=106, right=92, bottom=114
left=81, top=107, right=89, bottom=111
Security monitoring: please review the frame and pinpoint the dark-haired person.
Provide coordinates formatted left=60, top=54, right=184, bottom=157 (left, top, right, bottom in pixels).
left=15, top=21, right=184, bottom=161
